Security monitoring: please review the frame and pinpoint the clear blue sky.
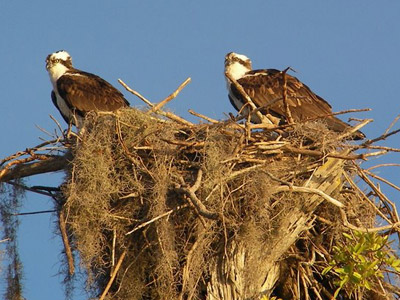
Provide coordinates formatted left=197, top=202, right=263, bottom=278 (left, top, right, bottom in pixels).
left=1, top=1, right=400, bottom=299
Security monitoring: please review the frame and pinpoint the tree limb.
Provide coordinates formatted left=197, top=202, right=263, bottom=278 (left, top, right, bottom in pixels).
left=0, top=152, right=72, bottom=182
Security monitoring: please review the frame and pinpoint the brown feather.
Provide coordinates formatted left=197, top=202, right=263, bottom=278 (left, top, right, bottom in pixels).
left=235, top=69, right=364, bottom=138
left=57, top=69, right=129, bottom=115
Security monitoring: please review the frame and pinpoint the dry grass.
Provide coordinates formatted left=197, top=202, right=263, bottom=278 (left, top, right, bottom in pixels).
left=53, top=105, right=400, bottom=300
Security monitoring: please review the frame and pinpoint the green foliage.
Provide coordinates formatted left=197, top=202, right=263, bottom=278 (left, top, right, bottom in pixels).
left=322, top=230, right=400, bottom=298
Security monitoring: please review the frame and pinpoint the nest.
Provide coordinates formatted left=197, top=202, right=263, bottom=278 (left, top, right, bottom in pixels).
left=57, top=102, right=399, bottom=300
left=1, top=79, right=399, bottom=300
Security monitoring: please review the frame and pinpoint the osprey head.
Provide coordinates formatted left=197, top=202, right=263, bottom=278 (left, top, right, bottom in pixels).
left=224, top=52, right=252, bottom=80
left=46, top=50, right=73, bottom=70
left=46, top=50, right=73, bottom=84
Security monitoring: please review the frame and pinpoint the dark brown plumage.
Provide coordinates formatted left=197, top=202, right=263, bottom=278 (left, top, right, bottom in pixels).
left=225, top=52, right=365, bottom=140
left=57, top=70, right=129, bottom=115
left=46, top=50, right=129, bottom=127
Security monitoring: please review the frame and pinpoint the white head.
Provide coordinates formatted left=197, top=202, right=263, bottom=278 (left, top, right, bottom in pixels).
left=46, top=50, right=73, bottom=85
left=224, top=52, right=252, bottom=80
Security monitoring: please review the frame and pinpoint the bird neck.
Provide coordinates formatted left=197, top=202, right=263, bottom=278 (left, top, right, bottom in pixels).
left=48, top=63, right=69, bottom=87
left=226, top=62, right=251, bottom=80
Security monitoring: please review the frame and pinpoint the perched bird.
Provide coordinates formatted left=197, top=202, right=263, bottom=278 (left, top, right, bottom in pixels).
left=224, top=52, right=365, bottom=140
left=46, top=50, right=129, bottom=127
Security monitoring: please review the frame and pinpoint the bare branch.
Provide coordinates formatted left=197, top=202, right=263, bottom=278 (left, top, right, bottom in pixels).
left=0, top=152, right=72, bottom=182
left=148, top=77, right=191, bottom=113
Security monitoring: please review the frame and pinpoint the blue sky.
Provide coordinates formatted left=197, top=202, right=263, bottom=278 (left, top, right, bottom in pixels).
left=1, top=1, right=400, bottom=299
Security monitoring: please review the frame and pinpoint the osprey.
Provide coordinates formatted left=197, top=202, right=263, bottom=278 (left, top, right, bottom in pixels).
left=46, top=50, right=129, bottom=127
left=224, top=52, right=365, bottom=140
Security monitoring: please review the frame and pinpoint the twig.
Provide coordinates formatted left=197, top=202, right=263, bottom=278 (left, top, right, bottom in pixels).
left=337, top=118, right=372, bottom=140
left=367, top=163, right=400, bottom=171
left=225, top=72, right=275, bottom=127
left=125, top=204, right=188, bottom=235
left=148, top=77, right=191, bottom=113
left=0, top=152, right=72, bottom=182
left=0, top=138, right=62, bottom=167
left=364, top=170, right=400, bottom=192
left=99, top=251, right=127, bottom=300
left=59, top=209, right=75, bottom=276
left=118, top=79, right=153, bottom=107
left=49, top=114, right=65, bottom=137
left=188, top=109, right=219, bottom=124
left=112, top=228, right=116, bottom=268
left=384, top=113, right=400, bottom=135
left=343, top=171, right=392, bottom=224
left=282, top=67, right=294, bottom=124
left=175, top=169, right=219, bottom=220
left=363, top=128, right=400, bottom=146
left=333, top=108, right=371, bottom=116
left=13, top=210, right=56, bottom=216
left=272, top=185, right=344, bottom=208
left=342, top=214, right=400, bottom=233
left=6, top=181, right=56, bottom=198
left=355, top=164, right=400, bottom=241
left=119, top=79, right=193, bottom=126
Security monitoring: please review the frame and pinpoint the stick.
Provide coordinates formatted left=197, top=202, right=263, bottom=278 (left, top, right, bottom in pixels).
left=176, top=169, right=219, bottom=220
left=99, top=251, right=127, bottom=300
left=59, top=209, right=75, bottom=276
left=148, top=77, right=191, bottom=113
left=282, top=67, right=294, bottom=124
left=125, top=205, right=188, bottom=235
left=0, top=153, right=72, bottom=182
left=363, top=128, right=400, bottom=146
left=272, top=185, right=344, bottom=208
left=384, top=113, right=400, bottom=135
left=188, top=109, right=219, bottom=124
left=225, top=72, right=274, bottom=127
left=13, top=210, right=56, bottom=216
left=364, top=170, right=400, bottom=192
left=119, top=79, right=193, bottom=126
left=118, top=79, right=153, bottom=107
left=337, top=119, right=372, bottom=140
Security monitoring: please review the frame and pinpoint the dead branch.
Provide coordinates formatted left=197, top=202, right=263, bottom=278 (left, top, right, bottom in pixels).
left=59, top=209, right=75, bottom=276
left=384, top=113, right=400, bottom=135
left=175, top=169, right=219, bottom=220
left=0, top=152, right=72, bottom=182
left=363, top=128, right=400, bottom=146
left=125, top=204, right=189, bottom=235
left=225, top=72, right=275, bottom=127
left=273, top=185, right=344, bottom=208
left=188, top=109, right=219, bottom=124
left=119, top=79, right=193, bottom=126
left=99, top=251, right=127, bottom=300
left=148, top=77, right=191, bottom=113
left=118, top=79, right=153, bottom=107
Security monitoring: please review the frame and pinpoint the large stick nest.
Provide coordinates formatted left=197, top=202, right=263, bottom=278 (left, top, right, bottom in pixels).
left=57, top=103, right=399, bottom=300
left=1, top=79, right=400, bottom=300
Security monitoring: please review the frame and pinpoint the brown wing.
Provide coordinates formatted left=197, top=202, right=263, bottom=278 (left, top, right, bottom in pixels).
left=236, top=69, right=364, bottom=136
left=57, top=70, right=129, bottom=114
left=237, top=69, right=333, bottom=121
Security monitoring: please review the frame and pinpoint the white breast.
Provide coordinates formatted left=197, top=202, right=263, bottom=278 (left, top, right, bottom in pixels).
left=48, top=63, right=69, bottom=90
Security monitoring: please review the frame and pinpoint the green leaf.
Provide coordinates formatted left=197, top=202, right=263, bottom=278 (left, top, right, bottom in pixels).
left=364, top=280, right=372, bottom=290
left=333, top=287, right=342, bottom=299
left=350, top=272, right=362, bottom=284
left=343, top=232, right=353, bottom=240
left=391, top=259, right=400, bottom=268
left=322, top=266, right=333, bottom=275
left=367, top=259, right=380, bottom=270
